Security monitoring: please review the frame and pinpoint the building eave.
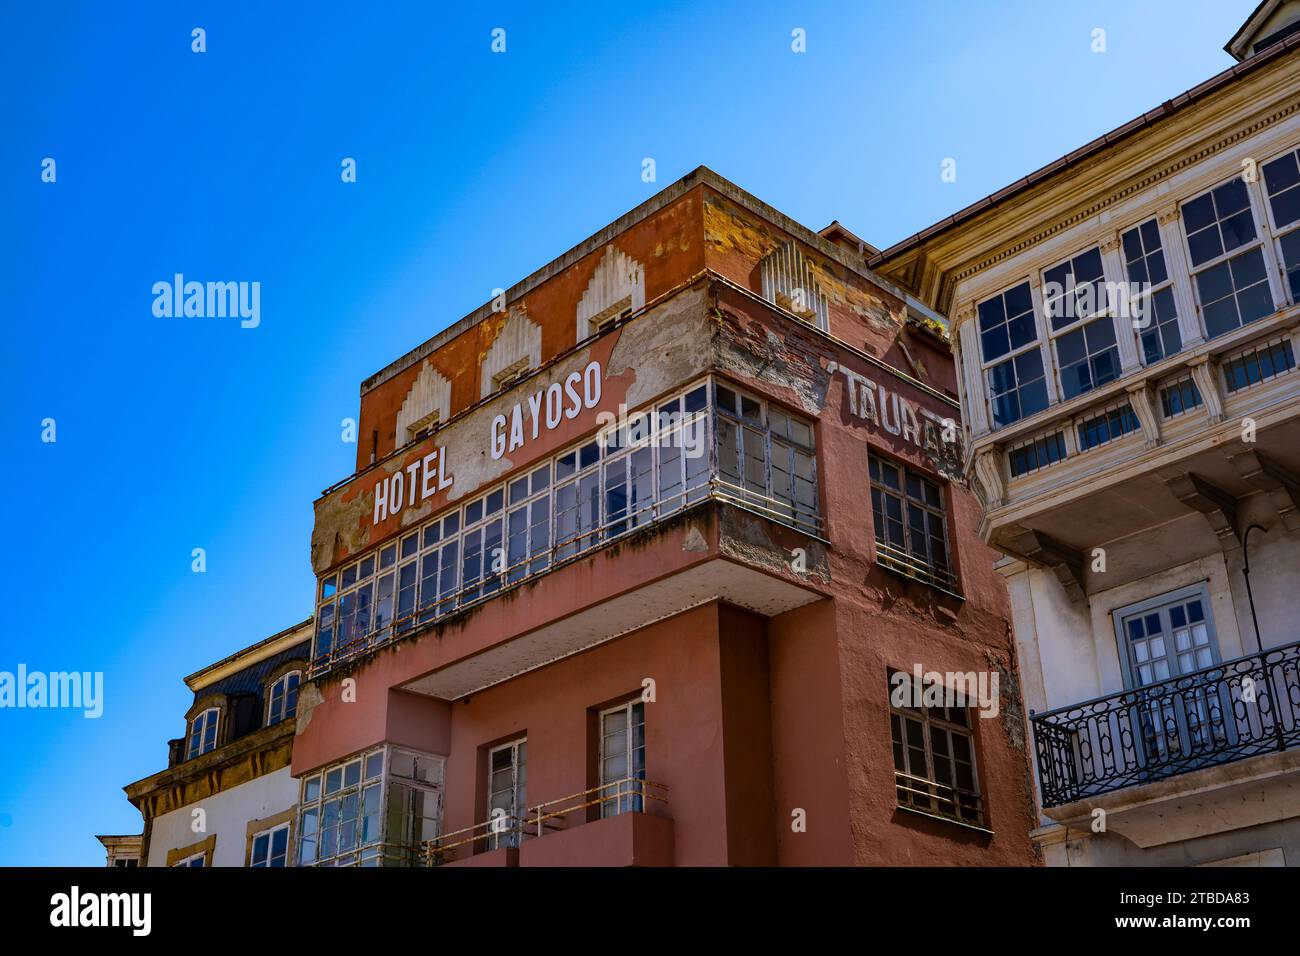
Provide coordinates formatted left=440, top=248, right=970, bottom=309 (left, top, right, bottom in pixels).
left=870, top=33, right=1300, bottom=274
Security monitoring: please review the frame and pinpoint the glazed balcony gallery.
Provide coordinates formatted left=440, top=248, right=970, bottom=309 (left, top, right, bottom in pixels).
left=311, top=377, right=819, bottom=675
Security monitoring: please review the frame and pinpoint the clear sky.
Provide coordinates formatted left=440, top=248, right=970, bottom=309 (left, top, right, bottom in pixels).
left=0, top=0, right=1260, bottom=864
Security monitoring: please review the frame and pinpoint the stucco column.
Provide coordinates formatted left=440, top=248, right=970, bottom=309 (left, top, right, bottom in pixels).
left=1100, top=231, right=1142, bottom=374
left=1156, top=203, right=1206, bottom=349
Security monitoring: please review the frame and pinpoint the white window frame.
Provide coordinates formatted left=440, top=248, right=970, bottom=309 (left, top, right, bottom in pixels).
left=187, top=707, right=219, bottom=760
left=297, top=745, right=444, bottom=868
left=975, top=279, right=1052, bottom=430
left=599, top=700, right=646, bottom=818
left=1260, top=143, right=1300, bottom=307
left=486, top=737, right=527, bottom=850
left=1040, top=245, right=1123, bottom=403
left=1118, top=217, right=1185, bottom=365
left=1181, top=174, right=1279, bottom=340
left=249, top=822, right=291, bottom=868
left=172, top=851, right=206, bottom=868
left=267, top=670, right=302, bottom=725
left=714, top=382, right=817, bottom=527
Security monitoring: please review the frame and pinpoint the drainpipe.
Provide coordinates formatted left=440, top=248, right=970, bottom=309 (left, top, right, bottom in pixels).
left=1242, top=524, right=1267, bottom=654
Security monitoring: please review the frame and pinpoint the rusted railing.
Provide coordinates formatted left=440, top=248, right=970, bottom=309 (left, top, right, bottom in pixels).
left=423, top=777, right=668, bottom=866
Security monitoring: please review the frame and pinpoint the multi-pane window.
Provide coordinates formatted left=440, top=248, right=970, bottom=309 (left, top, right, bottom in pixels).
left=554, top=440, right=602, bottom=560
left=1054, top=315, right=1119, bottom=400
left=298, top=746, right=443, bottom=867
left=312, top=380, right=821, bottom=673
left=1043, top=247, right=1120, bottom=401
left=600, top=701, right=646, bottom=817
left=1182, top=178, right=1274, bottom=338
left=888, top=671, right=983, bottom=826
left=267, top=671, right=301, bottom=725
left=299, top=749, right=384, bottom=867
left=1159, top=377, right=1203, bottom=418
left=250, top=823, right=290, bottom=867
left=1043, top=247, right=1107, bottom=330
left=173, top=852, right=205, bottom=868
left=987, top=348, right=1048, bottom=428
left=1008, top=430, right=1067, bottom=478
left=506, top=468, right=551, bottom=582
left=487, top=739, right=526, bottom=849
left=1120, top=591, right=1218, bottom=687
left=1222, top=337, right=1297, bottom=393
left=868, top=453, right=954, bottom=591
left=1117, top=586, right=1225, bottom=760
left=978, top=282, right=1048, bottom=428
left=1263, top=146, right=1300, bottom=299
left=187, top=708, right=219, bottom=759
left=715, top=384, right=817, bottom=528
left=455, top=489, right=501, bottom=606
left=384, top=750, right=443, bottom=864
left=1121, top=219, right=1183, bottom=364
left=1075, top=402, right=1140, bottom=452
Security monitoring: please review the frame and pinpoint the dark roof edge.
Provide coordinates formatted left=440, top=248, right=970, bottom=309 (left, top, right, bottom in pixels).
left=1226, top=0, right=1277, bottom=56
left=182, top=616, right=314, bottom=688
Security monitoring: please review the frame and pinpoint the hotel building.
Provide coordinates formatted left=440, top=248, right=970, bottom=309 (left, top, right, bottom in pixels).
left=288, top=167, right=1039, bottom=867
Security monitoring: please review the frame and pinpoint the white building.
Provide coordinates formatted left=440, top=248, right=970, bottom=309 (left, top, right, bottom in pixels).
left=123, top=619, right=311, bottom=866
left=874, top=2, right=1300, bottom=865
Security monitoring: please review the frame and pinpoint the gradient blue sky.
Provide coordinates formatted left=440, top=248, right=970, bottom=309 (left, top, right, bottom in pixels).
left=0, top=0, right=1260, bottom=864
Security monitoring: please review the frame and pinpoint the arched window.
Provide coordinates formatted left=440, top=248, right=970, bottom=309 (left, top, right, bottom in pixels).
left=267, top=671, right=302, bottom=725
left=187, top=708, right=220, bottom=759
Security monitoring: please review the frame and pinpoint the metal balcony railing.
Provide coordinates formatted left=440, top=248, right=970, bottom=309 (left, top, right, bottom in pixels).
left=1031, top=639, right=1300, bottom=808
left=422, top=777, right=669, bottom=866
left=874, top=540, right=961, bottom=595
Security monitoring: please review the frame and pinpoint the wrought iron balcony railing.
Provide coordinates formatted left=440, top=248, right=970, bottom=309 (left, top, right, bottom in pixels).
left=1031, top=639, right=1300, bottom=808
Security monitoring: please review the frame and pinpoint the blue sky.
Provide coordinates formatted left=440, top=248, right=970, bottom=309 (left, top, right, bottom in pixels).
left=0, top=0, right=1258, bottom=864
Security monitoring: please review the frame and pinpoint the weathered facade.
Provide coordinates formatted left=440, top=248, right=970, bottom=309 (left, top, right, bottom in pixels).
left=291, top=168, right=1038, bottom=866
left=123, top=620, right=311, bottom=867
left=874, top=2, right=1300, bottom=866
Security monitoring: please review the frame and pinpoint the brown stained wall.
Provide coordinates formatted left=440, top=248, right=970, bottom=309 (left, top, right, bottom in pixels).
left=711, top=284, right=1037, bottom=866
left=312, top=283, right=717, bottom=575
left=701, top=188, right=907, bottom=360
left=293, top=514, right=731, bottom=776
left=717, top=604, right=778, bottom=866
left=353, top=190, right=708, bottom=472
left=766, top=601, right=854, bottom=865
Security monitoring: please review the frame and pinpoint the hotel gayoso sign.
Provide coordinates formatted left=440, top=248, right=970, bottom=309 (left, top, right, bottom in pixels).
left=372, top=361, right=604, bottom=526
